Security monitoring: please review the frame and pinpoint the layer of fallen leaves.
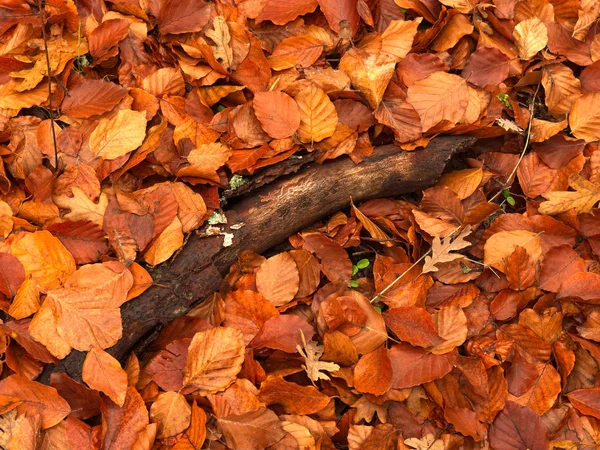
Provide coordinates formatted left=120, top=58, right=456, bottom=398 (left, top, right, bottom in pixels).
left=1, top=0, right=600, bottom=448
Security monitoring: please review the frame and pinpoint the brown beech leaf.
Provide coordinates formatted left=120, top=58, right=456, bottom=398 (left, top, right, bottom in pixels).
left=541, top=64, right=581, bottom=118
left=354, top=346, right=393, bottom=395
left=0, top=252, right=25, bottom=297
left=256, top=0, right=318, bottom=25
left=289, top=249, right=321, bottom=297
left=505, top=246, right=536, bottom=291
left=101, top=387, right=149, bottom=450
left=461, top=47, right=510, bottom=88
left=557, top=272, right=600, bottom=304
left=253, top=91, right=300, bottom=139
left=82, top=347, right=128, bottom=407
left=183, top=327, right=245, bottom=394
left=258, top=376, right=330, bottom=414
left=488, top=401, right=549, bottom=450
left=302, top=232, right=352, bottom=282
left=217, top=407, right=286, bottom=450
left=389, top=343, right=456, bottom=389
left=158, top=0, right=211, bottom=34
left=256, top=252, right=300, bottom=306
left=89, top=110, right=147, bottom=160
left=567, top=387, right=600, bottom=419
left=406, top=71, right=469, bottom=132
left=224, top=290, right=278, bottom=345
left=50, top=373, right=101, bottom=421
left=249, top=314, right=315, bottom=353
left=61, top=78, right=126, bottom=118
left=383, top=306, right=442, bottom=348
left=0, top=375, right=70, bottom=429
left=150, top=391, right=191, bottom=439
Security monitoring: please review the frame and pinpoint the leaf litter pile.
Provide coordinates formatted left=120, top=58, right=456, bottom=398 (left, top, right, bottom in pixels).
left=2, top=0, right=600, bottom=448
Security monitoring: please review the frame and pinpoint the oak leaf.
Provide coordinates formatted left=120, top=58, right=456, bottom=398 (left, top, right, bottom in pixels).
left=422, top=226, right=472, bottom=274
left=539, top=174, right=600, bottom=215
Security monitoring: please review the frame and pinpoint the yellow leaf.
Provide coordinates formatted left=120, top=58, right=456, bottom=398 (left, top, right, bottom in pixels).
left=89, top=109, right=147, bottom=160
left=206, top=16, right=233, bottom=69
left=484, top=230, right=542, bottom=272
left=83, top=347, right=128, bottom=407
left=144, top=217, right=184, bottom=266
left=294, top=84, right=338, bottom=144
left=183, top=327, right=245, bottom=395
left=150, top=391, right=191, bottom=439
left=0, top=80, right=49, bottom=112
left=406, top=71, right=469, bottom=132
left=539, top=173, right=600, bottom=215
left=513, top=17, right=548, bottom=60
left=569, top=92, right=600, bottom=143
left=10, top=230, right=76, bottom=291
left=54, top=187, right=108, bottom=226
left=8, top=276, right=40, bottom=320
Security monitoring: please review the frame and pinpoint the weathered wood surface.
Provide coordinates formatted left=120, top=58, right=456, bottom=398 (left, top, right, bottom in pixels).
left=39, top=136, right=475, bottom=383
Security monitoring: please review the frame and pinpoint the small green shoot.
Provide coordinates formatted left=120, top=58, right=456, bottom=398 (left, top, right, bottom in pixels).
left=350, top=258, right=370, bottom=288
left=373, top=306, right=382, bottom=314
left=502, top=189, right=516, bottom=206
left=350, top=280, right=359, bottom=288
left=497, top=93, right=512, bottom=110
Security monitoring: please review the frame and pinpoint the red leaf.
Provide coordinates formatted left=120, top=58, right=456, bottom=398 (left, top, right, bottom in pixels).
left=488, top=401, right=549, bottom=450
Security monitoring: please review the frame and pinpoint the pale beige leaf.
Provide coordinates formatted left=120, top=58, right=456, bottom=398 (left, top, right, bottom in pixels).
left=513, top=17, right=548, bottom=60
left=406, top=71, right=469, bottom=132
left=83, top=347, right=128, bottom=407
left=89, top=110, right=147, bottom=160
left=484, top=230, right=542, bottom=272
left=54, top=188, right=108, bottom=226
left=150, top=391, right=191, bottom=439
left=183, top=327, right=245, bottom=395
left=569, top=92, right=600, bottom=143
left=539, top=173, right=600, bottom=215
left=206, top=16, right=233, bottom=69
left=144, top=217, right=184, bottom=266
left=294, top=84, right=338, bottom=144
left=10, top=230, right=76, bottom=291
left=422, top=226, right=472, bottom=274
left=297, top=331, right=340, bottom=383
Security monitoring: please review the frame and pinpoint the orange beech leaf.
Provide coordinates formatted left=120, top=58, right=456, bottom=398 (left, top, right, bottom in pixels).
left=178, top=142, right=232, bottom=183
left=249, top=314, right=315, bottom=353
left=380, top=18, right=422, bottom=61
left=83, top=347, right=128, bottom=407
left=217, top=407, right=286, bottom=450
left=144, top=338, right=190, bottom=392
left=0, top=375, right=70, bottom=429
left=354, top=346, right=393, bottom=396
left=569, top=92, right=600, bottom=143
left=143, top=217, right=184, bottom=266
left=389, top=343, right=456, bottom=389
left=256, top=252, right=300, bottom=306
left=541, top=64, right=581, bottom=118
left=141, top=68, right=185, bottom=97
left=207, top=379, right=263, bottom=418
left=288, top=249, right=321, bottom=297
left=507, top=362, right=561, bottom=415
left=61, top=78, right=126, bottom=118
left=488, top=401, right=548, bottom=450
left=9, top=411, right=42, bottom=450
left=557, top=272, right=600, bottom=304
left=171, top=400, right=206, bottom=449
left=224, top=290, right=278, bottom=345
left=383, top=306, right=441, bottom=348
left=406, top=71, right=469, bottom=132
left=318, top=0, right=359, bottom=35
left=10, top=230, right=76, bottom=291
left=253, top=91, right=300, bottom=139
left=443, top=407, right=486, bottom=441
left=149, top=391, right=191, bottom=439
left=258, top=376, right=330, bottom=415
left=256, top=0, right=318, bottom=25
left=89, top=109, right=147, bottom=160
left=8, top=275, right=40, bottom=320
left=437, top=168, right=483, bottom=200
left=568, top=387, right=600, bottom=419
left=373, top=98, right=422, bottom=143
left=101, top=387, right=149, bottom=450
left=322, top=330, right=359, bottom=365
left=88, top=19, right=129, bottom=62
left=294, top=84, right=338, bottom=143
left=183, top=327, right=245, bottom=394
left=431, top=305, right=467, bottom=354
left=484, top=230, right=542, bottom=273
left=302, top=232, right=352, bottom=282
left=45, top=221, right=110, bottom=265
left=505, top=246, right=536, bottom=291
left=268, top=35, right=324, bottom=71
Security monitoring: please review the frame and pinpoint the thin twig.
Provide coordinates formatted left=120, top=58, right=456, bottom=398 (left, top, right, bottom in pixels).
left=36, top=0, right=59, bottom=171
left=488, top=82, right=541, bottom=203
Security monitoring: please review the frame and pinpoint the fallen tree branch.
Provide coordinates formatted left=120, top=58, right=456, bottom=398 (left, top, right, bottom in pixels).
left=39, top=136, right=475, bottom=383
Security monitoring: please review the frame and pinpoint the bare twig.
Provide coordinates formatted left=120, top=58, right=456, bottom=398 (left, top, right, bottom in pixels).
left=36, top=0, right=59, bottom=171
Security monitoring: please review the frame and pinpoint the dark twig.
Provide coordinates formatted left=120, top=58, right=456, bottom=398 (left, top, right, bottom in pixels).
left=36, top=0, right=59, bottom=171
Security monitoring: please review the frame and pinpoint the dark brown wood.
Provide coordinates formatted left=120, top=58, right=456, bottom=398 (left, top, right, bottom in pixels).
left=39, top=136, right=475, bottom=383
